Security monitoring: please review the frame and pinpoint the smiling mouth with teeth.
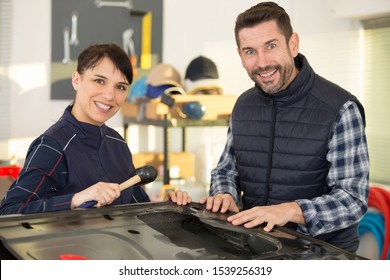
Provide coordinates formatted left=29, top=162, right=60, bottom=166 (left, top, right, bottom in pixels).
left=259, top=68, right=277, bottom=78
left=95, top=101, right=112, bottom=111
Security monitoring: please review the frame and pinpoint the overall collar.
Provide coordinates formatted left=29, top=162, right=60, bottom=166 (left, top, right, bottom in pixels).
left=62, top=105, right=108, bottom=149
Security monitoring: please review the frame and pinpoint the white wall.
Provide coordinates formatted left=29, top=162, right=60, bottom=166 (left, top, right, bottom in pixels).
left=3, top=0, right=390, bottom=184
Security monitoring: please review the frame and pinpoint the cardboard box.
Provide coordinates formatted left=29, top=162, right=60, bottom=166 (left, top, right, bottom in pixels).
left=121, top=102, right=140, bottom=118
left=132, top=152, right=195, bottom=178
left=0, top=177, right=14, bottom=199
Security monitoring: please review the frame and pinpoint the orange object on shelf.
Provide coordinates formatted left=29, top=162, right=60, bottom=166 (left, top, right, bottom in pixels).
left=0, top=166, right=22, bottom=180
left=161, top=184, right=178, bottom=200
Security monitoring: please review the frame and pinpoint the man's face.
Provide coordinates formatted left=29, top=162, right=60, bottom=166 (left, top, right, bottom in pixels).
left=237, top=20, right=299, bottom=94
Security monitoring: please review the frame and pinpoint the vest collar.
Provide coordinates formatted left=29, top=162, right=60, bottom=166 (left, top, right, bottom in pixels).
left=255, top=53, right=316, bottom=106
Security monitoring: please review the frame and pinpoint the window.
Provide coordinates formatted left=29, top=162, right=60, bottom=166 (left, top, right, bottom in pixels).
left=362, top=17, right=390, bottom=185
left=0, top=0, right=12, bottom=142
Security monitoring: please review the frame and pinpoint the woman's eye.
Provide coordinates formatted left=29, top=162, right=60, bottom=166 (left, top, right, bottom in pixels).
left=117, top=85, right=127, bottom=91
left=95, top=79, right=104, bottom=85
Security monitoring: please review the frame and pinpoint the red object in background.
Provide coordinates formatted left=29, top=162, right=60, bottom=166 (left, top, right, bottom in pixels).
left=368, top=186, right=390, bottom=260
left=59, top=254, right=90, bottom=260
left=0, top=166, right=21, bottom=180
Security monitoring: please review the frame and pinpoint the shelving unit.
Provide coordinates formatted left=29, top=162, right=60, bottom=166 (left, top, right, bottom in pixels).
left=123, top=114, right=229, bottom=184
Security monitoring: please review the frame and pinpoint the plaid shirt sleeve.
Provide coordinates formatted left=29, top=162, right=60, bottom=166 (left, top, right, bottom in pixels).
left=296, top=100, right=369, bottom=236
left=209, top=126, right=241, bottom=203
left=210, top=101, right=369, bottom=237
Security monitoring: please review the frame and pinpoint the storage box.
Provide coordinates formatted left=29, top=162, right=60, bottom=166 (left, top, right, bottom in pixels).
left=0, top=177, right=13, bottom=199
left=122, top=95, right=237, bottom=121
left=132, top=152, right=195, bottom=178
left=121, top=102, right=140, bottom=118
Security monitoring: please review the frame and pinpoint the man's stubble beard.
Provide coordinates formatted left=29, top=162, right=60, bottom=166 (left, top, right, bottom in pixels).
left=251, top=62, right=295, bottom=95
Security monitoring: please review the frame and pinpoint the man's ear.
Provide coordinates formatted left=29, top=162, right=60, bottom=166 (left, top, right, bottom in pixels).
left=236, top=46, right=241, bottom=57
left=237, top=47, right=245, bottom=67
left=71, top=71, right=80, bottom=91
left=289, top=32, right=299, bottom=57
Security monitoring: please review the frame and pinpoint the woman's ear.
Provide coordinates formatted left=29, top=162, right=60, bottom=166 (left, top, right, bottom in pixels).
left=71, top=71, right=80, bottom=91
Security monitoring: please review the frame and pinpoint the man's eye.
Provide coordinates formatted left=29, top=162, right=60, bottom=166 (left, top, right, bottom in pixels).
left=268, top=43, right=276, bottom=50
left=245, top=49, right=255, bottom=55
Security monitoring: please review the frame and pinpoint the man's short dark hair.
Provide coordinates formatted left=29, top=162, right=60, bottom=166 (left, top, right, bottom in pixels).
left=234, top=1, right=293, bottom=47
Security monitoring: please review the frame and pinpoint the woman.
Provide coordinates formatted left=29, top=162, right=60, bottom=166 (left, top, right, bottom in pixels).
left=0, top=43, right=189, bottom=214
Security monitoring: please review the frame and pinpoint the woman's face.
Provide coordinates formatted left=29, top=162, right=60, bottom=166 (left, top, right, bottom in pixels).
left=71, top=57, right=129, bottom=126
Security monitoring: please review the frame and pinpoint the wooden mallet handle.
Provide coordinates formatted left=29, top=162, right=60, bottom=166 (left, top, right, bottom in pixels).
left=119, top=175, right=142, bottom=191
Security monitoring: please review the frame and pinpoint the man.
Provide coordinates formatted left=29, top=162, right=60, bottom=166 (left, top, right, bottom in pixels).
left=199, top=2, right=369, bottom=253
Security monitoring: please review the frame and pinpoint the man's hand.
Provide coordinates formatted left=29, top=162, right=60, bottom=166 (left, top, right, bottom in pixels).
left=165, top=190, right=192, bottom=205
left=227, top=202, right=304, bottom=231
left=199, top=193, right=239, bottom=213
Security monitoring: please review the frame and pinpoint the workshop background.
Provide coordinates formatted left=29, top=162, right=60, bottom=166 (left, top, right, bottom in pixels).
left=1, top=0, right=390, bottom=259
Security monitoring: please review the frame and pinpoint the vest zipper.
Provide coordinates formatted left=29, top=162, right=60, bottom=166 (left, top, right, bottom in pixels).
left=264, top=98, right=277, bottom=205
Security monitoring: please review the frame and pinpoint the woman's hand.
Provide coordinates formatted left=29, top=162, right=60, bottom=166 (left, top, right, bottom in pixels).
left=71, top=182, right=121, bottom=208
left=165, top=190, right=192, bottom=205
left=199, top=193, right=239, bottom=213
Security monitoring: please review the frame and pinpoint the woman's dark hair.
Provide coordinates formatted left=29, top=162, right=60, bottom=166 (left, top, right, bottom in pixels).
left=234, top=2, right=293, bottom=47
left=76, top=43, right=133, bottom=84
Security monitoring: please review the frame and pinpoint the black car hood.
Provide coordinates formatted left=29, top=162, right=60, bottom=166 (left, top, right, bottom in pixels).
left=0, top=201, right=365, bottom=260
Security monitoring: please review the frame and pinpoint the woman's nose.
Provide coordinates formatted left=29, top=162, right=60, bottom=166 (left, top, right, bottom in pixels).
left=102, top=86, right=115, bottom=100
